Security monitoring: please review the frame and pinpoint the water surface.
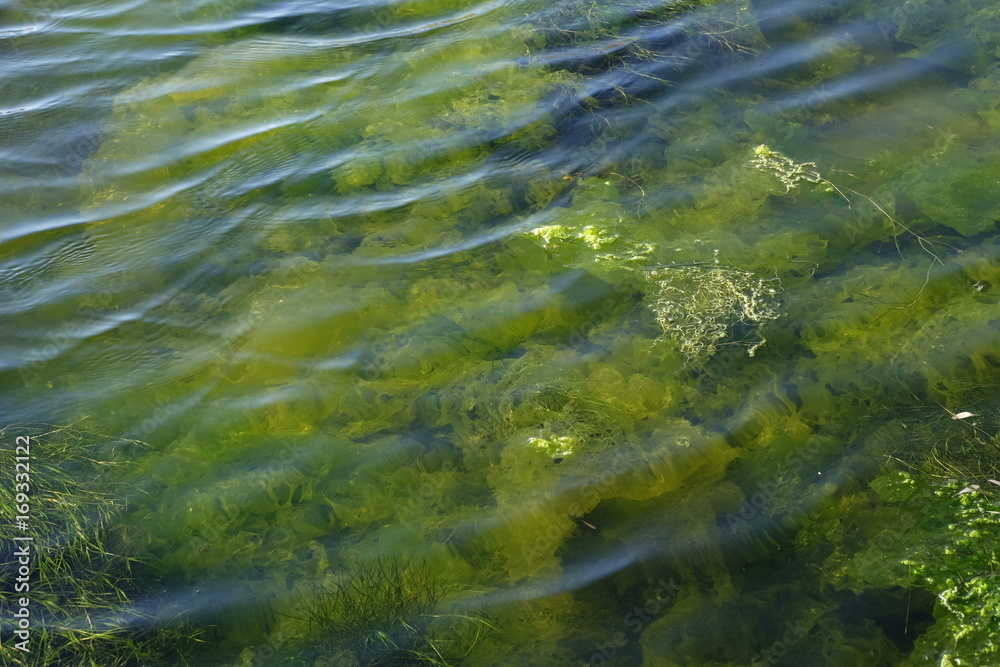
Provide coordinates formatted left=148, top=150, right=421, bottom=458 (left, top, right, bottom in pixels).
left=2, top=0, right=1000, bottom=664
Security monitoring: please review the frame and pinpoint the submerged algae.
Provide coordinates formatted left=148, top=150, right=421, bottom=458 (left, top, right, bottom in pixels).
left=52, top=0, right=1000, bottom=663
left=801, top=465, right=1000, bottom=666
left=525, top=177, right=783, bottom=364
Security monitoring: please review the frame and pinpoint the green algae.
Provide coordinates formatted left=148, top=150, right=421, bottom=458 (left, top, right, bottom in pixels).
left=21, top=0, right=1000, bottom=663
left=523, top=175, right=784, bottom=363
left=799, top=465, right=1000, bottom=666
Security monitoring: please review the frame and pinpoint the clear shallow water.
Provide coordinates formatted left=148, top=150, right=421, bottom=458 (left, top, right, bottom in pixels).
left=2, top=0, right=1000, bottom=664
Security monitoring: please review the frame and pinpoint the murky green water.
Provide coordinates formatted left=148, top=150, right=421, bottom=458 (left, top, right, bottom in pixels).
left=2, top=0, right=1000, bottom=664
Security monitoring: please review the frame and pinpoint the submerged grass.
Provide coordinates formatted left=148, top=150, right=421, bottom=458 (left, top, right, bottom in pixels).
left=0, top=424, right=202, bottom=666
left=290, top=556, right=498, bottom=666
left=878, top=396, right=1000, bottom=485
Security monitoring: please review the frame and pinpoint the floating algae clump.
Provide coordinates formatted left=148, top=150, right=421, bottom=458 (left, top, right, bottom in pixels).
left=749, top=144, right=823, bottom=193
left=525, top=178, right=782, bottom=364
left=646, top=257, right=782, bottom=362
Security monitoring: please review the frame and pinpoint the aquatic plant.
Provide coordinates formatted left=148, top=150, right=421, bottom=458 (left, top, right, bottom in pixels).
left=292, top=556, right=498, bottom=666
left=827, top=470, right=1000, bottom=665
left=749, top=144, right=823, bottom=193
left=0, top=424, right=201, bottom=666
left=531, top=0, right=763, bottom=84
left=751, top=144, right=947, bottom=267
left=879, top=400, right=1000, bottom=484
left=760, top=398, right=1000, bottom=665
left=42, top=0, right=1000, bottom=664
left=525, top=177, right=783, bottom=364
left=646, top=257, right=782, bottom=361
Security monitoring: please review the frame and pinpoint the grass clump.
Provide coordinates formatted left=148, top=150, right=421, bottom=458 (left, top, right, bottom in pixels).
left=878, top=397, right=1000, bottom=484
left=920, top=419, right=1000, bottom=485
left=0, top=424, right=201, bottom=666
left=293, top=556, right=497, bottom=666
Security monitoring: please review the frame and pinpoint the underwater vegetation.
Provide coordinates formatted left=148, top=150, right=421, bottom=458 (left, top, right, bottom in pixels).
left=794, top=404, right=1000, bottom=666
left=0, top=425, right=201, bottom=666
left=287, top=556, right=498, bottom=666
left=6, top=0, right=1000, bottom=663
left=526, top=0, right=765, bottom=160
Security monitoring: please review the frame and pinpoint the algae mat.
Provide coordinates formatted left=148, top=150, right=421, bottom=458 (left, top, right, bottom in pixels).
left=2, top=0, right=1000, bottom=664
